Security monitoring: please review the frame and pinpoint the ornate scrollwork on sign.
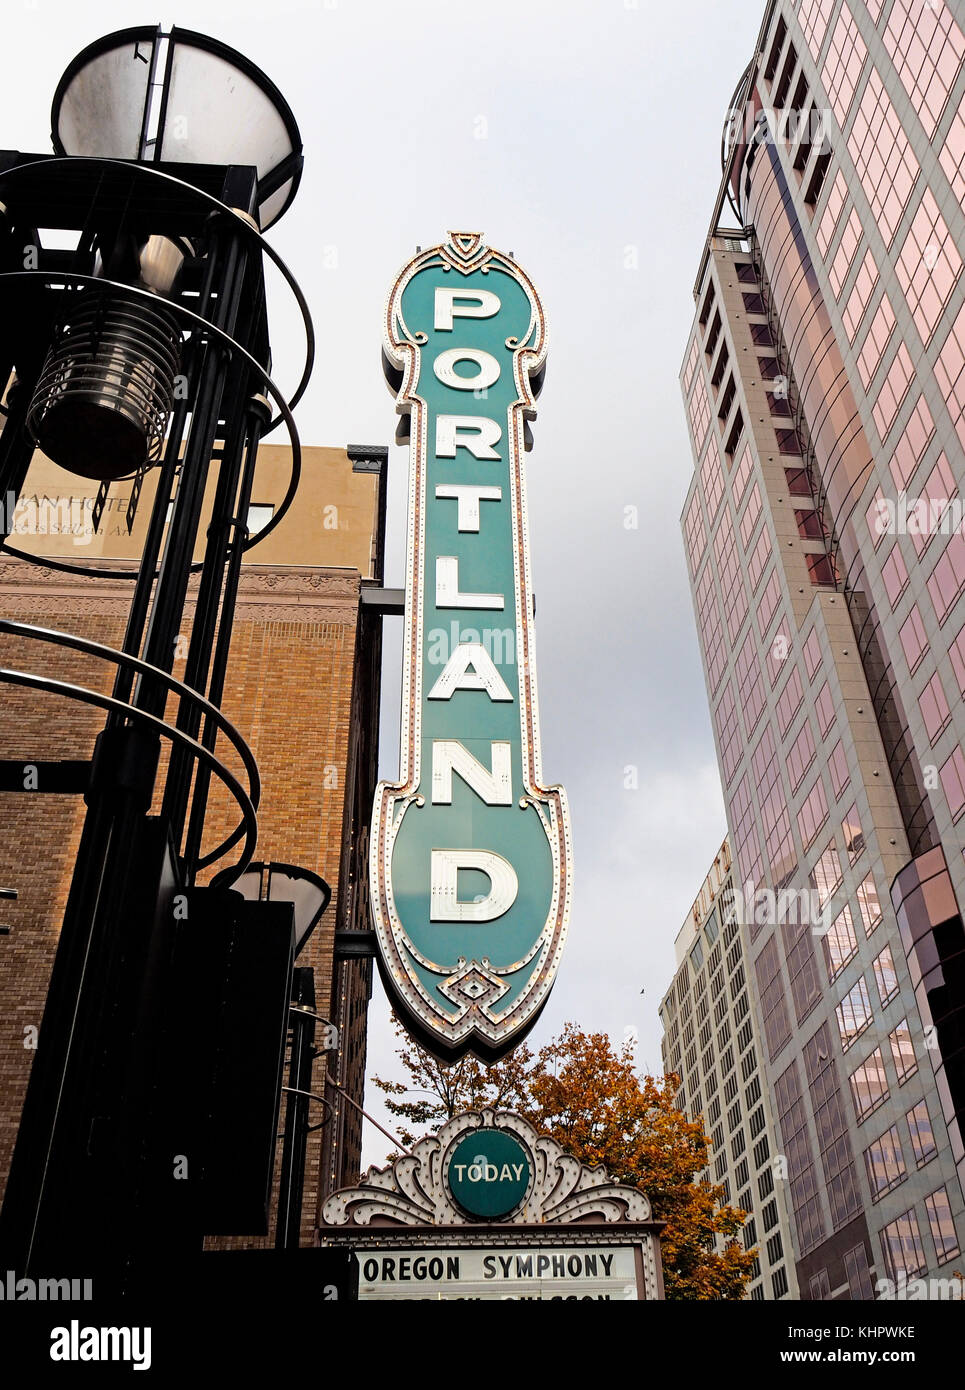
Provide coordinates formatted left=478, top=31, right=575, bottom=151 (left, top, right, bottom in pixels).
left=319, top=1108, right=651, bottom=1229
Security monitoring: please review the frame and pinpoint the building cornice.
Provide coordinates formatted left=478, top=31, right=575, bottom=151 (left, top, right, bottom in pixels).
left=0, top=558, right=361, bottom=622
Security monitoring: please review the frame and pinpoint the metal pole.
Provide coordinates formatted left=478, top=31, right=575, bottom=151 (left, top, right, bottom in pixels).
left=275, top=967, right=316, bottom=1249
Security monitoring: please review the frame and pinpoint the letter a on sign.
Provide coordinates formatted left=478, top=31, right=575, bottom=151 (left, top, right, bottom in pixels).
left=370, top=232, right=572, bottom=1061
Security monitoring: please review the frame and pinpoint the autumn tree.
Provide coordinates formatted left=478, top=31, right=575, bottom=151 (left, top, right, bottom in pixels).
left=372, top=1019, right=755, bottom=1300
left=372, top=1016, right=535, bottom=1148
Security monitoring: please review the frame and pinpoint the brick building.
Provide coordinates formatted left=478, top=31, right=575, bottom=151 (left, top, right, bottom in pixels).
left=0, top=440, right=385, bottom=1246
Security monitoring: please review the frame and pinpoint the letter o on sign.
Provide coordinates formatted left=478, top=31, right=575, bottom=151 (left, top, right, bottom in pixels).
left=433, top=348, right=500, bottom=391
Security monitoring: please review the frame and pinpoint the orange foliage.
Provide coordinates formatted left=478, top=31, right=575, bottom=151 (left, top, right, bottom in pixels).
left=372, top=1019, right=756, bottom=1299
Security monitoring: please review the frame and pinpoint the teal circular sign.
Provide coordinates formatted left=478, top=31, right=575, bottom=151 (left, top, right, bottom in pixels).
left=446, top=1130, right=531, bottom=1219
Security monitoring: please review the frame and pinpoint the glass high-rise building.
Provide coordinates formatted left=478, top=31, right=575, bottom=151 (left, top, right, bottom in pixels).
left=679, top=0, right=965, bottom=1298
left=659, top=840, right=800, bottom=1300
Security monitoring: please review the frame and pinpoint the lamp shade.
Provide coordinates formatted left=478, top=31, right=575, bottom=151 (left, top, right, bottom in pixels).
left=211, top=861, right=331, bottom=959
left=51, top=26, right=303, bottom=228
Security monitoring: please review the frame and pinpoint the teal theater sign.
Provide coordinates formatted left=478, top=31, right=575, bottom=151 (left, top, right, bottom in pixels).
left=371, top=231, right=572, bottom=1061
left=446, top=1130, right=532, bottom=1219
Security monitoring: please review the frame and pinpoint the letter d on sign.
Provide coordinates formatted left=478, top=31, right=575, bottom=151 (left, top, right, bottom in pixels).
left=430, top=849, right=518, bottom=921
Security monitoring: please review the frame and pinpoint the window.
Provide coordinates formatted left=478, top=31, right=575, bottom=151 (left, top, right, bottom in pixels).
left=737, top=630, right=766, bottom=736
left=748, top=527, right=773, bottom=591
left=802, top=629, right=821, bottom=679
left=683, top=337, right=700, bottom=391
left=776, top=427, right=802, bottom=455
left=815, top=681, right=835, bottom=735
left=889, top=1019, right=919, bottom=1082
left=699, top=439, right=725, bottom=519
left=725, top=410, right=745, bottom=459
left=923, top=667, right=951, bottom=745
left=866, top=487, right=887, bottom=548
left=842, top=802, right=864, bottom=862
left=828, top=740, right=851, bottom=799
left=864, top=1125, right=907, bottom=1199
left=776, top=668, right=805, bottom=736
left=883, top=0, right=965, bottom=139
left=785, top=466, right=813, bottom=497
left=767, top=16, right=789, bottom=79
left=843, top=249, right=878, bottom=341
left=758, top=571, right=782, bottom=636
left=847, top=71, right=920, bottom=247
left=809, top=1269, right=831, bottom=1300
left=899, top=605, right=929, bottom=673
left=740, top=484, right=763, bottom=547
left=767, top=617, right=791, bottom=685
left=766, top=1233, right=783, bottom=1265
left=906, top=1100, right=937, bottom=1167
left=798, top=778, right=829, bottom=850
left=246, top=503, right=274, bottom=536
left=940, top=746, right=965, bottom=822
left=822, top=3, right=866, bottom=126
left=689, top=374, right=711, bottom=450
left=936, top=301, right=965, bottom=456
left=856, top=873, right=882, bottom=933
left=772, top=1267, right=789, bottom=1299
left=684, top=492, right=706, bottom=574
left=880, top=1208, right=927, bottom=1281
left=787, top=720, right=816, bottom=792
left=805, top=553, right=837, bottom=587
left=890, top=393, right=935, bottom=490
left=816, top=169, right=848, bottom=256
left=849, top=1048, right=889, bottom=1121
left=794, top=508, right=822, bottom=540
left=952, top=624, right=965, bottom=694
left=706, top=310, right=722, bottom=356
left=924, top=1187, right=961, bottom=1263
left=811, top=839, right=843, bottom=907
left=884, top=544, right=912, bottom=606
left=836, top=977, right=873, bottom=1050
left=857, top=297, right=896, bottom=388
left=799, top=0, right=835, bottom=59
left=928, top=533, right=965, bottom=623
left=872, top=945, right=899, bottom=1005
left=828, top=207, right=863, bottom=298
left=824, top=904, right=858, bottom=980
left=696, top=566, right=726, bottom=694
left=756, top=936, right=791, bottom=1061
left=896, top=189, right=962, bottom=345
left=731, top=444, right=754, bottom=505
left=874, top=344, right=917, bottom=441
left=718, top=375, right=736, bottom=422
left=940, top=91, right=965, bottom=202
left=843, top=1244, right=875, bottom=1300
left=910, top=455, right=958, bottom=559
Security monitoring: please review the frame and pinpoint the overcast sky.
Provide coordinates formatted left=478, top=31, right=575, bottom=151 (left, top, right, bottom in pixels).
left=3, top=0, right=765, bottom=1169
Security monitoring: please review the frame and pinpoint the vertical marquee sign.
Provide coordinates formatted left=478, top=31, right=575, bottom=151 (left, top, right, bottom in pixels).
left=371, top=231, right=572, bottom=1061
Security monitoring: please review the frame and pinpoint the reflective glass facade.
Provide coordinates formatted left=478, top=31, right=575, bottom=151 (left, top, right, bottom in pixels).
left=678, top=0, right=965, bottom=1299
